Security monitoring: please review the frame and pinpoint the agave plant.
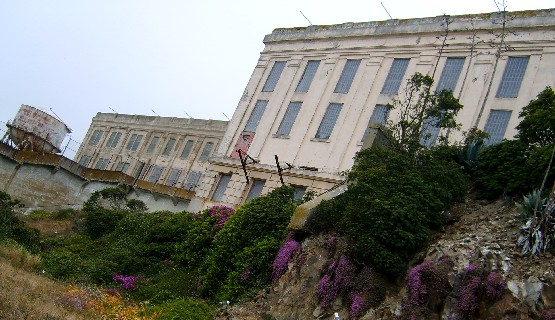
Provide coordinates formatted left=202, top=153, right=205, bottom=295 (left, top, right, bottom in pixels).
left=516, top=196, right=555, bottom=255
left=516, top=189, right=547, bottom=223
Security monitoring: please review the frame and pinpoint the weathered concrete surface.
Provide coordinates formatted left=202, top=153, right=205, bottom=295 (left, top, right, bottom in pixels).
left=0, top=142, right=191, bottom=213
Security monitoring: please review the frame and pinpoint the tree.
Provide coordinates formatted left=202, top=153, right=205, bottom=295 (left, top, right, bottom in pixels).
left=386, top=73, right=463, bottom=155
left=517, top=86, right=555, bottom=147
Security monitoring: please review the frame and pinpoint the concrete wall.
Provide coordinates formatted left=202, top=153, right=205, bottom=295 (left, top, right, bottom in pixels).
left=0, top=142, right=191, bottom=213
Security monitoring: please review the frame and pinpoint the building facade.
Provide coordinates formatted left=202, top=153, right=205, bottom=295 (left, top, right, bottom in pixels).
left=75, top=113, right=228, bottom=192
left=189, top=9, right=555, bottom=210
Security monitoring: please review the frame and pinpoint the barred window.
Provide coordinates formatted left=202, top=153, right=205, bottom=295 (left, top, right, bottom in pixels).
left=165, top=168, right=182, bottom=186
left=184, top=171, right=202, bottom=191
left=115, top=162, right=130, bottom=173
left=381, top=58, right=410, bottom=94
left=484, top=110, right=512, bottom=145
left=420, top=116, right=441, bottom=147
left=245, top=179, right=265, bottom=201
left=212, top=174, right=232, bottom=201
left=126, top=134, right=143, bottom=151
left=244, top=100, right=268, bottom=132
left=293, top=186, right=306, bottom=201
left=88, top=130, right=103, bottom=145
left=79, top=155, right=91, bottom=167
left=315, top=103, right=343, bottom=140
left=146, top=136, right=159, bottom=153
left=199, top=142, right=214, bottom=162
left=276, top=102, right=302, bottom=136
left=94, top=158, right=110, bottom=170
left=180, top=140, right=194, bottom=159
left=496, top=56, right=529, bottom=98
left=148, top=165, right=164, bottom=183
left=334, top=59, right=361, bottom=93
left=162, top=138, right=176, bottom=156
left=296, top=60, right=320, bottom=93
left=361, top=105, right=390, bottom=142
left=262, top=61, right=286, bottom=92
left=106, top=132, right=122, bottom=148
left=436, top=58, right=465, bottom=92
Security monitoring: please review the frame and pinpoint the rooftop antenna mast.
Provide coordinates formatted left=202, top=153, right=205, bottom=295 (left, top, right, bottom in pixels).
left=49, top=107, right=71, bottom=131
left=151, top=109, right=160, bottom=117
left=222, top=112, right=230, bottom=120
left=300, top=11, right=313, bottom=26
left=185, top=111, right=192, bottom=118
left=108, top=107, right=118, bottom=113
left=381, top=2, right=393, bottom=20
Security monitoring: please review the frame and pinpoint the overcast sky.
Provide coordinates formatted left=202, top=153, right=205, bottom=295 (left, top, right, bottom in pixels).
left=0, top=0, right=553, bottom=158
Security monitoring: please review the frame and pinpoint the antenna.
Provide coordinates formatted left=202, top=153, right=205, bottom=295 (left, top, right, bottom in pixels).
left=185, top=111, right=192, bottom=118
left=222, top=112, right=230, bottom=120
left=49, top=108, right=72, bottom=131
left=108, top=107, right=118, bottom=113
left=151, top=109, right=160, bottom=117
left=300, top=11, right=313, bottom=26
left=381, top=2, right=393, bottom=20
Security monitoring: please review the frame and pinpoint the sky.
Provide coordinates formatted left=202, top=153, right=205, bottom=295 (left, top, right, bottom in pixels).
left=0, top=0, right=553, bottom=158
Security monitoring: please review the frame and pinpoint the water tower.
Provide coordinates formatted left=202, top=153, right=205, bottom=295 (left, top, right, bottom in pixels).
left=4, top=104, right=71, bottom=153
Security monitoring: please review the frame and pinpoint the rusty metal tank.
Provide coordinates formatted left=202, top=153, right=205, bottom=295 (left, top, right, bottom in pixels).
left=6, top=104, right=71, bottom=153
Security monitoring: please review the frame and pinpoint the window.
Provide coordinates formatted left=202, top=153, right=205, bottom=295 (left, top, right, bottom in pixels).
left=148, top=165, right=164, bottom=183
left=88, top=130, right=103, bottom=145
left=147, top=136, right=159, bottom=153
left=244, top=100, right=268, bottom=132
left=126, top=134, right=143, bottom=151
left=420, top=116, right=441, bottom=147
left=115, top=162, right=130, bottom=173
left=436, top=57, right=465, bottom=92
left=484, top=110, right=512, bottom=146
left=334, top=59, right=361, bottom=93
left=105, top=132, right=122, bottom=148
left=180, top=140, right=194, bottom=159
left=212, top=174, right=232, bottom=201
left=381, top=58, right=410, bottom=94
left=315, top=103, right=343, bottom=140
left=78, top=155, right=91, bottom=167
left=245, top=179, right=265, bottom=201
left=162, top=138, right=176, bottom=156
left=293, top=186, right=306, bottom=201
left=262, top=61, right=286, bottom=92
left=496, top=56, right=529, bottom=98
left=166, top=168, right=182, bottom=186
left=94, top=158, right=110, bottom=170
left=199, top=142, right=214, bottom=162
left=184, top=171, right=202, bottom=190
left=362, top=105, right=390, bottom=142
left=276, top=102, right=302, bottom=136
left=296, top=60, right=320, bottom=92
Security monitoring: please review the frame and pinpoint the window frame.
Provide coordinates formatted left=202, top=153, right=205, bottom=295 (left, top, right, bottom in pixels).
left=315, top=103, right=343, bottom=140
left=381, top=58, right=410, bottom=94
left=275, top=101, right=302, bottom=137
left=262, top=61, right=286, bottom=92
left=334, top=59, right=361, bottom=94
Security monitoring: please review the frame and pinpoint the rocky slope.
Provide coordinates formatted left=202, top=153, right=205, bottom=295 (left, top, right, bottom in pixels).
left=216, top=197, right=555, bottom=320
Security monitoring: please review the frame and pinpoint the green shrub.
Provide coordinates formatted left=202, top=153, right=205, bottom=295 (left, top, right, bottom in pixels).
left=83, top=187, right=128, bottom=213
left=83, top=209, right=127, bottom=239
left=0, top=191, right=40, bottom=252
left=309, top=148, right=466, bottom=276
left=474, top=141, right=554, bottom=199
left=198, top=186, right=296, bottom=300
left=41, top=250, right=84, bottom=280
left=143, top=297, right=215, bottom=320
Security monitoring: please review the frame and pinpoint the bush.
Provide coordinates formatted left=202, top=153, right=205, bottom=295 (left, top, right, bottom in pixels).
left=83, top=209, right=127, bottom=239
left=143, top=297, right=215, bottom=320
left=198, top=186, right=296, bottom=300
left=0, top=191, right=40, bottom=252
left=310, top=148, right=466, bottom=276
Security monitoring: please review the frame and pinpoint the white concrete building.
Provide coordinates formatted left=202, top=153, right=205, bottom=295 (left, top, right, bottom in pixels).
left=188, top=9, right=555, bottom=211
left=75, top=113, right=227, bottom=192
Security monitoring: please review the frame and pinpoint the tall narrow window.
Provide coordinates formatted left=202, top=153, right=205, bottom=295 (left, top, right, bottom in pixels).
left=296, top=60, right=320, bottom=93
left=436, top=57, right=465, bottom=92
left=199, top=142, right=214, bottom=162
left=79, top=155, right=91, bottom=167
left=420, top=116, right=441, bottom=147
left=166, top=168, right=182, bottom=186
left=381, top=58, right=410, bottom=94
left=334, top=59, right=361, bottom=93
left=212, top=174, right=232, bottom=201
left=361, top=105, right=390, bottom=142
left=147, top=136, right=159, bottom=153
left=245, top=179, right=266, bottom=201
left=315, top=103, right=343, bottom=140
left=106, top=132, right=122, bottom=148
left=162, top=138, right=176, bottom=156
left=88, top=130, right=103, bottom=145
left=496, top=56, right=529, bottom=98
left=94, top=158, right=110, bottom=170
left=179, top=140, right=193, bottom=159
left=126, top=134, right=143, bottom=151
left=148, top=165, right=164, bottom=183
left=262, top=61, right=286, bottom=92
left=184, top=171, right=202, bottom=190
left=293, top=186, right=306, bottom=201
left=484, top=110, right=512, bottom=145
left=244, top=100, right=268, bottom=132
left=276, top=102, right=302, bottom=136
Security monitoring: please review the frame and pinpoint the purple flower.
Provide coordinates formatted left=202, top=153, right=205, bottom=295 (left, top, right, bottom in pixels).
left=241, top=269, right=251, bottom=282
left=207, top=205, right=235, bottom=233
left=272, top=240, right=301, bottom=283
left=317, top=255, right=355, bottom=308
left=317, top=274, right=338, bottom=308
left=349, top=294, right=365, bottom=319
left=112, top=273, right=140, bottom=291
left=457, top=276, right=481, bottom=315
left=485, top=272, right=505, bottom=301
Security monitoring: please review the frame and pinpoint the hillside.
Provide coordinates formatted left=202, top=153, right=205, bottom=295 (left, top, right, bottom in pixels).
left=216, top=196, right=555, bottom=319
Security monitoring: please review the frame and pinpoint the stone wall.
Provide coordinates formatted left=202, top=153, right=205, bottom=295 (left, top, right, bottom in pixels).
left=0, top=142, right=192, bottom=213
